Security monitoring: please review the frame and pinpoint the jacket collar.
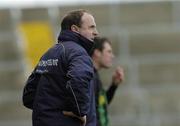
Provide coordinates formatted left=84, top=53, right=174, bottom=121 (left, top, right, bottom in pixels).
left=58, top=30, right=94, bottom=55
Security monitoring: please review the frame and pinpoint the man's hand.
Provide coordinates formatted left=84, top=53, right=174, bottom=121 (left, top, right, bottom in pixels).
left=112, top=66, right=124, bottom=86
left=63, top=111, right=86, bottom=126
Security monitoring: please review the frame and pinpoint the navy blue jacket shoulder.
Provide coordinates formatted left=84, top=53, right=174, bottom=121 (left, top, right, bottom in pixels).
left=24, top=30, right=96, bottom=126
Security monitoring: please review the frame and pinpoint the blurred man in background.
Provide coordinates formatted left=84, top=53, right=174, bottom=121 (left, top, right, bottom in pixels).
left=91, top=37, right=124, bottom=126
left=23, top=9, right=98, bottom=126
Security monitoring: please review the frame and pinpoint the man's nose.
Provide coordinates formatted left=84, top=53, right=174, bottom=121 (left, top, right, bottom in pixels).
left=93, top=29, right=99, bottom=36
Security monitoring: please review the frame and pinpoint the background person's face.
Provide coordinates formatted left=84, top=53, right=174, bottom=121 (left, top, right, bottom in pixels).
left=99, top=42, right=114, bottom=68
left=78, top=13, right=98, bottom=41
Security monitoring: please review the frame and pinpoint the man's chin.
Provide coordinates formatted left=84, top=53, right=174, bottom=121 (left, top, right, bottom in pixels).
left=89, top=38, right=94, bottom=42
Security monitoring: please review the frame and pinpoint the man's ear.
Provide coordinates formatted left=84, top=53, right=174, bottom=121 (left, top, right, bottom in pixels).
left=94, top=49, right=101, bottom=58
left=71, top=25, right=79, bottom=33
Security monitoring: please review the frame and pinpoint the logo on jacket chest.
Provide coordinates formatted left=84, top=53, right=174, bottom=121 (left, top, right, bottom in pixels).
left=38, top=59, right=58, bottom=67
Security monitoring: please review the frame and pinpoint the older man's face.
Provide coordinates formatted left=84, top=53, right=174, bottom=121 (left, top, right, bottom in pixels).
left=78, top=13, right=98, bottom=41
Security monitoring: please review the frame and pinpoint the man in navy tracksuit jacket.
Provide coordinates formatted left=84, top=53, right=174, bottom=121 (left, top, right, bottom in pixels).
left=23, top=9, right=98, bottom=126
